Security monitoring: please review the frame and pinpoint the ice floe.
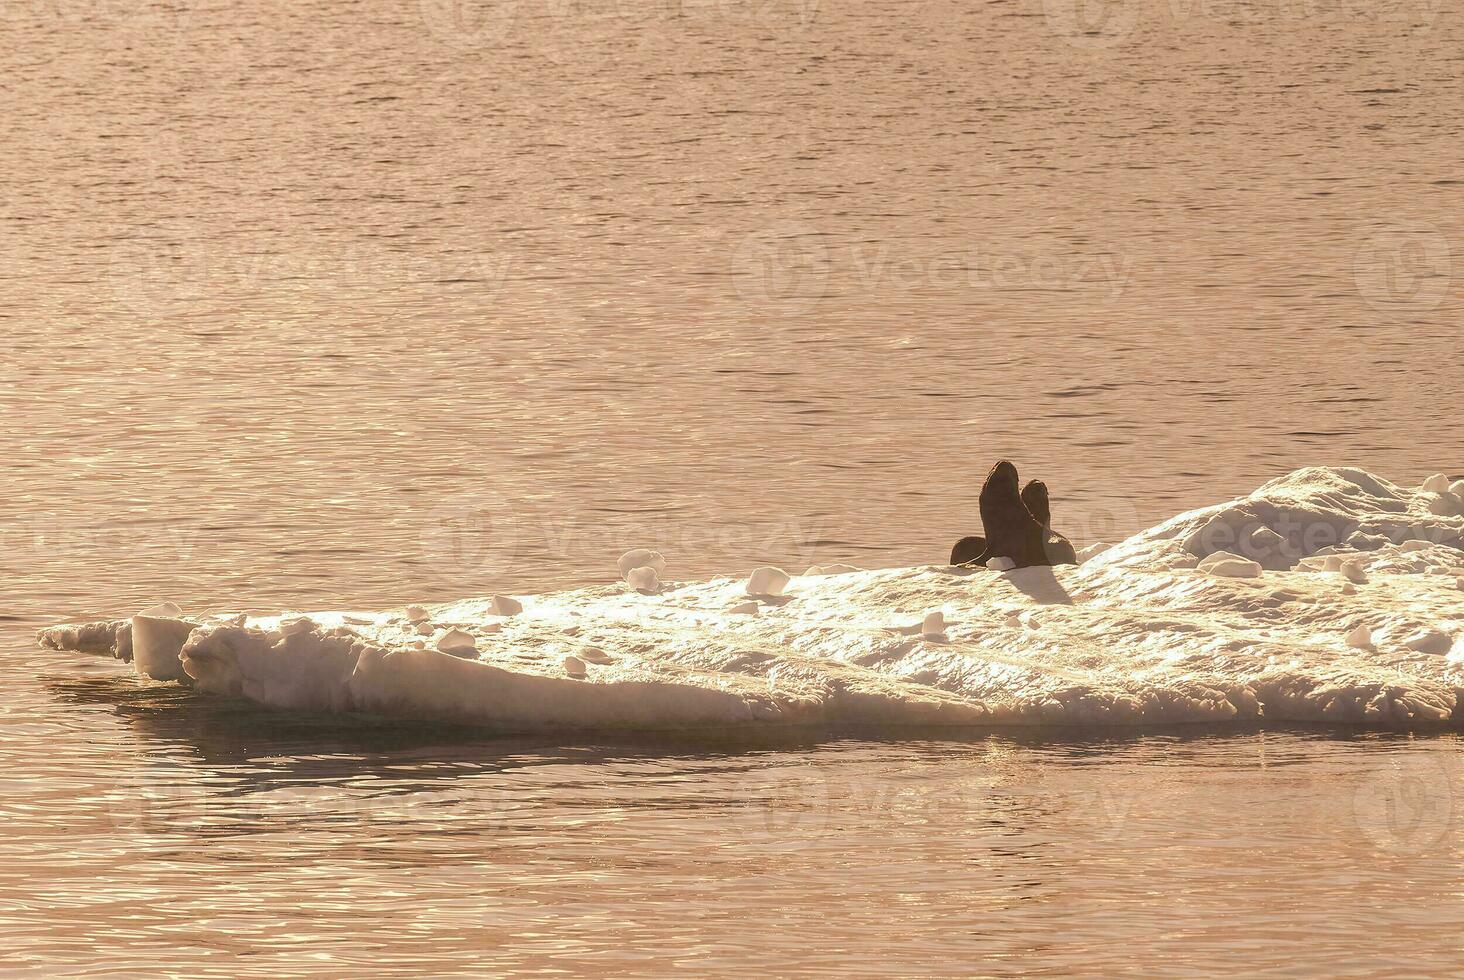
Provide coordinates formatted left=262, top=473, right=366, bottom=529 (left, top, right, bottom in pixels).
left=37, top=466, right=1464, bottom=731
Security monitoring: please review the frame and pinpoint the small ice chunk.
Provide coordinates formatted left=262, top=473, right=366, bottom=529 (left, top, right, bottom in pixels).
left=1426, top=494, right=1458, bottom=516
left=1341, top=560, right=1368, bottom=584
left=1346, top=625, right=1373, bottom=649
left=1341, top=582, right=1357, bottom=595
left=131, top=613, right=196, bottom=681
left=1206, top=557, right=1262, bottom=579
left=747, top=566, right=791, bottom=596
left=1022, top=612, right=1041, bottom=629
left=138, top=601, right=184, bottom=619
left=1250, top=527, right=1286, bottom=550
left=626, top=565, right=661, bottom=593
left=618, top=549, right=668, bottom=580
left=579, top=647, right=613, bottom=664
left=986, top=556, right=1016, bottom=571
left=921, top=611, right=945, bottom=636
left=563, top=655, right=588, bottom=677
left=804, top=563, right=862, bottom=576
left=415, top=621, right=434, bottom=635
left=405, top=604, right=429, bottom=622
left=1403, top=629, right=1453, bottom=656
left=491, top=595, right=523, bottom=617
left=729, top=601, right=761, bottom=616
left=279, top=617, right=314, bottom=637
left=1197, top=550, right=1245, bottom=571
left=1421, top=473, right=1451, bottom=493
left=436, top=629, right=477, bottom=657
left=410, top=640, right=427, bottom=650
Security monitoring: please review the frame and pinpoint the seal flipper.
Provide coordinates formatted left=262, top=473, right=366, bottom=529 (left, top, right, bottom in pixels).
left=976, top=461, right=1049, bottom=568
left=950, top=535, right=987, bottom=566
left=1044, top=532, right=1078, bottom=566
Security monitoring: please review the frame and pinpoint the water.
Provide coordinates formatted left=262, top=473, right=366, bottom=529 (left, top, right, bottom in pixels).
left=7, top=682, right=1464, bottom=975
left=3, top=0, right=1462, bottom=972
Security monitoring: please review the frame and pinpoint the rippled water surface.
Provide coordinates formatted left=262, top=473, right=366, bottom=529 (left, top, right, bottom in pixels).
left=8, top=678, right=1464, bottom=976
left=4, top=0, right=1463, bottom=973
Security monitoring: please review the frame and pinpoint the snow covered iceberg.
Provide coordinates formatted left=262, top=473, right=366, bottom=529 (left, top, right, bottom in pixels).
left=39, top=467, right=1464, bottom=730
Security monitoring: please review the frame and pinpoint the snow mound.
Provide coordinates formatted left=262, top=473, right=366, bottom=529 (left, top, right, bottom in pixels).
left=38, top=467, right=1464, bottom=731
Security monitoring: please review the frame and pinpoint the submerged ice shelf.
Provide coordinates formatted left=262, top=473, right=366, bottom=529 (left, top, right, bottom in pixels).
left=39, top=467, right=1464, bottom=730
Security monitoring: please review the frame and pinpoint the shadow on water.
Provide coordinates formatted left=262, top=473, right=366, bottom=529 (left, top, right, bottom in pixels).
left=45, top=673, right=1446, bottom=786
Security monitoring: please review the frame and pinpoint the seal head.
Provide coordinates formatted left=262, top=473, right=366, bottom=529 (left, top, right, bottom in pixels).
left=1020, top=480, right=1078, bottom=566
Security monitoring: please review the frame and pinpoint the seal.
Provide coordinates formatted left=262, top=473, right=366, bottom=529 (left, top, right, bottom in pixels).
left=1020, top=480, right=1078, bottom=566
left=951, top=460, right=1049, bottom=568
left=950, top=535, right=987, bottom=566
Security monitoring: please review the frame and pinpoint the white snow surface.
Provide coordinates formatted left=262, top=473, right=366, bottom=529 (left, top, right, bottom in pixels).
left=37, top=468, right=1464, bottom=731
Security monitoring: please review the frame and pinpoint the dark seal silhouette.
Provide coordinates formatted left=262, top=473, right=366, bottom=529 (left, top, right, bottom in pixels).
left=1019, top=480, right=1079, bottom=566
left=951, top=460, right=1049, bottom=568
left=949, top=534, right=987, bottom=566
